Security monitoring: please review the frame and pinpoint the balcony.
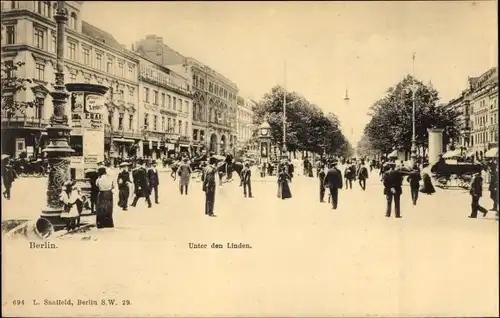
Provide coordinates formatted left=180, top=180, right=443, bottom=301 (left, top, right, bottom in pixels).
left=1, top=116, right=49, bottom=130
left=112, top=129, right=143, bottom=140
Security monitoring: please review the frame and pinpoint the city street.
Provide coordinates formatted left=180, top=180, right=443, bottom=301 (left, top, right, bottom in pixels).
left=2, top=167, right=498, bottom=317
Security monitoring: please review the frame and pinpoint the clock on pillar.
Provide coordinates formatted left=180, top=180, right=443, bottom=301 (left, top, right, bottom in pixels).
left=259, top=120, right=271, bottom=164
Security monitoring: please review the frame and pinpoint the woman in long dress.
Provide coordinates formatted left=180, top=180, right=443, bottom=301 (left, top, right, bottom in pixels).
left=277, top=166, right=292, bottom=199
left=178, top=157, right=192, bottom=195
left=95, top=167, right=116, bottom=229
left=60, top=180, right=83, bottom=231
left=419, top=167, right=436, bottom=194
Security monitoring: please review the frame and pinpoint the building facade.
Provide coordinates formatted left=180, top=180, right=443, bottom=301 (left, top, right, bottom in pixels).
left=136, top=54, right=192, bottom=159
left=1, top=0, right=140, bottom=159
left=447, top=67, right=498, bottom=160
left=134, top=35, right=239, bottom=155
left=236, top=96, right=255, bottom=150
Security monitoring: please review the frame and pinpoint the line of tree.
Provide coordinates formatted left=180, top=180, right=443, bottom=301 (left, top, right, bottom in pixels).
left=359, top=75, right=460, bottom=157
left=252, top=86, right=353, bottom=158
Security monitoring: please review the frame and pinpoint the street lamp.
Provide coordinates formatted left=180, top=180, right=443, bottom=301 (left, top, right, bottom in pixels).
left=410, top=53, right=418, bottom=166
left=39, top=1, right=74, bottom=229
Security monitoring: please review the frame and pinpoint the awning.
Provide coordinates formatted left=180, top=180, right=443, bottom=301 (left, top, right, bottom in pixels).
left=442, top=149, right=462, bottom=159
left=485, top=147, right=498, bottom=158
left=113, top=138, right=134, bottom=143
left=388, top=150, right=398, bottom=158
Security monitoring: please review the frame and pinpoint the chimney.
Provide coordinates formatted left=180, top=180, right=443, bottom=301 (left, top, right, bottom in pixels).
left=131, top=43, right=135, bottom=51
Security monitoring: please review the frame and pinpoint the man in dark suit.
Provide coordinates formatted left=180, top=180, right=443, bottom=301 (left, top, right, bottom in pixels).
left=202, top=157, right=217, bottom=217
left=324, top=160, right=343, bottom=209
left=131, top=160, right=152, bottom=208
left=148, top=160, right=160, bottom=204
left=407, top=164, right=422, bottom=205
left=357, top=162, right=369, bottom=191
left=383, top=163, right=403, bottom=218
left=318, top=166, right=327, bottom=202
left=117, top=162, right=132, bottom=210
left=469, top=172, right=488, bottom=218
left=241, top=162, right=253, bottom=198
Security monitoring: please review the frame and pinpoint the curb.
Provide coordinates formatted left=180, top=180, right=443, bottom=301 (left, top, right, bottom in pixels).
left=55, top=223, right=95, bottom=238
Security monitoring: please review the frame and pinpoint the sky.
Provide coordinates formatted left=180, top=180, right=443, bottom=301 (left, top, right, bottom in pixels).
left=81, top=1, right=497, bottom=145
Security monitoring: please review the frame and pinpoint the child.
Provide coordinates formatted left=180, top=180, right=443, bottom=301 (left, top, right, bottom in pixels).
left=60, top=180, right=83, bottom=231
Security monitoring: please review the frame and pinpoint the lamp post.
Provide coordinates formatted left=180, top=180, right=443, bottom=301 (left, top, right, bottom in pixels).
left=410, top=53, right=418, bottom=166
left=40, top=1, right=74, bottom=226
left=282, top=61, right=288, bottom=159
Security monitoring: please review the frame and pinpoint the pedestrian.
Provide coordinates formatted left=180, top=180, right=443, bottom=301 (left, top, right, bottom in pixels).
left=95, top=166, right=115, bottom=229
left=171, top=160, right=179, bottom=181
left=178, top=157, right=192, bottom=195
left=407, top=164, right=422, bottom=205
left=357, top=162, right=369, bottom=191
left=488, top=164, right=498, bottom=212
left=117, top=162, right=132, bottom=211
left=241, top=162, right=253, bottom=198
left=85, top=168, right=99, bottom=214
left=324, top=160, right=343, bottom=209
left=131, top=160, right=152, bottom=208
left=225, top=153, right=234, bottom=180
left=217, top=161, right=224, bottom=186
left=419, top=166, right=436, bottom=195
left=2, top=160, right=17, bottom=200
left=469, top=172, right=488, bottom=218
left=277, top=166, right=292, bottom=200
left=319, top=165, right=327, bottom=202
left=344, top=163, right=354, bottom=189
left=260, top=162, right=267, bottom=178
left=59, top=180, right=83, bottom=231
left=383, top=163, right=403, bottom=218
left=148, top=160, right=160, bottom=204
left=202, top=157, right=217, bottom=217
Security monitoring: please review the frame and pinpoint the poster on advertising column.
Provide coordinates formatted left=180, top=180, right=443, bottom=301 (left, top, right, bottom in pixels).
left=83, top=93, right=105, bottom=168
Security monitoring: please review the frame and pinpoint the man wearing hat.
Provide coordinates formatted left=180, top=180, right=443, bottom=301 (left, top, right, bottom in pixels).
left=131, top=159, right=152, bottom=208
left=202, top=156, right=218, bottom=216
left=469, top=171, right=488, bottom=218
left=382, top=162, right=403, bottom=218
left=117, top=162, right=132, bottom=210
left=148, top=160, right=160, bottom=204
left=318, top=164, right=327, bottom=202
left=241, top=162, right=253, bottom=198
left=324, top=159, right=343, bottom=209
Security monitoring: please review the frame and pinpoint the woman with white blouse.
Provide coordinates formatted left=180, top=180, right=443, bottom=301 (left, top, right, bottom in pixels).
left=95, top=167, right=116, bottom=229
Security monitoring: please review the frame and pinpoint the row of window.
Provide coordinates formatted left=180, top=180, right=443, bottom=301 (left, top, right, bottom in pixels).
left=192, top=74, right=236, bottom=101
left=474, top=130, right=499, bottom=145
left=107, top=111, right=135, bottom=131
left=142, top=87, right=189, bottom=112
left=143, top=114, right=189, bottom=136
left=192, top=129, right=206, bottom=141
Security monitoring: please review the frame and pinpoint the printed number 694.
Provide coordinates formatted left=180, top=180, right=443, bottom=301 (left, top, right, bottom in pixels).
left=13, top=300, right=25, bottom=305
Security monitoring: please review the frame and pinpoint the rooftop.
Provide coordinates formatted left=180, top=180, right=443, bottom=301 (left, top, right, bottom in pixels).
left=81, top=21, right=136, bottom=60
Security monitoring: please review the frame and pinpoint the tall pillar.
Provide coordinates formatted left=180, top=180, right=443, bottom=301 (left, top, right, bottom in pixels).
left=428, top=128, right=444, bottom=166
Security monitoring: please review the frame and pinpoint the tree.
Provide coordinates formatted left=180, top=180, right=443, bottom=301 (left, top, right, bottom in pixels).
left=253, top=85, right=352, bottom=156
left=363, top=75, right=459, bottom=155
left=1, top=60, right=35, bottom=116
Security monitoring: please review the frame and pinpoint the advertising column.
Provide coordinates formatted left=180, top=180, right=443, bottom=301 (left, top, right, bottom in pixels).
left=83, top=93, right=105, bottom=168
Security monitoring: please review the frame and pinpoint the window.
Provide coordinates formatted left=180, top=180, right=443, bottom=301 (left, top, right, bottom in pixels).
left=161, top=116, right=165, bottom=131
left=129, top=114, right=133, bottom=130
left=70, top=73, right=77, bottom=83
left=118, top=62, right=124, bottom=77
left=177, top=98, right=181, bottom=111
left=118, top=89, right=124, bottom=101
left=96, top=53, right=103, bottom=70
left=82, top=48, right=90, bottom=65
left=36, top=1, right=46, bottom=15
left=70, top=12, right=77, bottom=30
left=108, top=111, right=114, bottom=125
left=51, top=33, right=56, bottom=53
left=128, top=65, right=133, bottom=78
left=34, top=28, right=44, bottom=49
left=200, top=78, right=205, bottom=90
left=173, top=97, right=176, bottom=110
left=118, top=113, right=124, bottom=130
left=167, top=95, right=171, bottom=108
left=153, top=90, right=158, bottom=105
left=144, top=114, right=149, bottom=130
left=184, top=101, right=188, bottom=113
left=6, top=25, right=15, bottom=44
left=178, top=120, right=182, bottom=134
left=129, top=89, right=134, bottom=100
left=184, top=123, right=188, bottom=136
left=153, top=115, right=157, bottom=131
left=106, top=58, right=113, bottom=73
left=167, top=118, right=172, bottom=132
left=68, top=42, right=76, bottom=61
left=173, top=119, right=176, bottom=133
left=35, top=63, right=45, bottom=81
left=161, top=93, right=165, bottom=107
left=34, top=97, right=44, bottom=119
left=143, top=87, right=149, bottom=102
left=11, top=1, right=19, bottom=9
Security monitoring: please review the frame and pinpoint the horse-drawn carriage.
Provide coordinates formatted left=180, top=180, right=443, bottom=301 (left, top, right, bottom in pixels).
left=430, top=157, right=484, bottom=189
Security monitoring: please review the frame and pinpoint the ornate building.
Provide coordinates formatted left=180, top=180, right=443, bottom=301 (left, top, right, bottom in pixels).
left=447, top=67, right=498, bottom=160
left=134, top=35, right=238, bottom=155
left=1, top=0, right=140, bottom=159
left=135, top=54, right=192, bottom=159
left=236, top=96, right=255, bottom=150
